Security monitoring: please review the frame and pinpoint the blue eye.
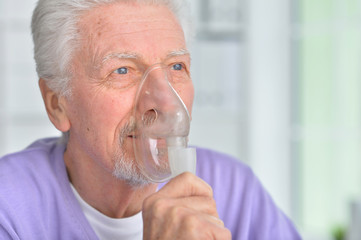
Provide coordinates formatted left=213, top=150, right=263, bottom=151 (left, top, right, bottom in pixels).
left=114, top=67, right=128, bottom=74
left=172, top=63, right=183, bottom=71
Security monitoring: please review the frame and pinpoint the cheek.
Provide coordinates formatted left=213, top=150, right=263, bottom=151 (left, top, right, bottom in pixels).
left=91, top=101, right=118, bottom=127
left=91, top=95, right=135, bottom=128
left=67, top=89, right=135, bottom=136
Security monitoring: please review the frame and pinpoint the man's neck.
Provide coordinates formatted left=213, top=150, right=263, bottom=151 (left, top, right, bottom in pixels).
left=63, top=144, right=157, bottom=218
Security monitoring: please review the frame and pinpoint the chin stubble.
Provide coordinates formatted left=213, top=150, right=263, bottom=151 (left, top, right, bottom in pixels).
left=111, top=118, right=151, bottom=188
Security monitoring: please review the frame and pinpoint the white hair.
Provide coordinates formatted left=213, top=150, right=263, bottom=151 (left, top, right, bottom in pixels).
left=31, top=0, right=192, bottom=96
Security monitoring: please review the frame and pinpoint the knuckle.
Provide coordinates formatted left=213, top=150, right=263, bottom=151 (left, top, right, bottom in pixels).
left=202, top=183, right=214, bottom=198
left=203, top=189, right=213, bottom=200
left=182, top=214, right=200, bottom=230
left=202, top=197, right=217, bottom=215
left=152, top=197, right=169, bottom=213
left=181, top=172, right=213, bottom=197
left=169, top=205, right=185, bottom=219
left=142, top=195, right=168, bottom=214
left=208, top=197, right=217, bottom=210
left=181, top=171, right=196, bottom=182
left=142, top=194, right=155, bottom=211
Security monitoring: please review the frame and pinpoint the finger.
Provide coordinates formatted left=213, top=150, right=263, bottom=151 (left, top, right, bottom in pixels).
left=181, top=211, right=231, bottom=240
left=142, top=197, right=231, bottom=240
left=158, top=172, right=213, bottom=198
left=171, top=196, right=220, bottom=218
left=205, top=215, right=225, bottom=228
left=179, top=205, right=223, bottom=228
left=201, top=215, right=231, bottom=240
left=145, top=196, right=220, bottom=220
left=210, top=223, right=232, bottom=240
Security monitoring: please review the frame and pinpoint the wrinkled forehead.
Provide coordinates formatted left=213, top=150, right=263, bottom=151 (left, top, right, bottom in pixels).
left=81, top=3, right=181, bottom=28
left=76, top=2, right=186, bottom=61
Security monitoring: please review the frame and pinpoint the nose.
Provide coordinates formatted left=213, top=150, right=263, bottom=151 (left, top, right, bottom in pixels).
left=139, top=64, right=177, bottom=113
left=132, top=63, right=195, bottom=183
left=134, top=63, right=190, bottom=138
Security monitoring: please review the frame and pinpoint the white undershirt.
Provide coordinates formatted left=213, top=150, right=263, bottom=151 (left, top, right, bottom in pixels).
left=70, top=184, right=143, bottom=240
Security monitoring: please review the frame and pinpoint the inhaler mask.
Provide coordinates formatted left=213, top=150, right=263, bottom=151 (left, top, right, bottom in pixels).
left=133, top=63, right=196, bottom=183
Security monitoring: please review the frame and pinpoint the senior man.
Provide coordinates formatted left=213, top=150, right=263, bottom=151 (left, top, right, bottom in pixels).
left=0, top=0, right=301, bottom=239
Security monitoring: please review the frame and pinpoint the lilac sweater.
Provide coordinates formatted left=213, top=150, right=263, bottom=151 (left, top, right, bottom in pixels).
left=0, top=138, right=301, bottom=239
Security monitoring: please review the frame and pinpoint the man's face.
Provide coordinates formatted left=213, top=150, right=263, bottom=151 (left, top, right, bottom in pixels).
left=63, top=2, right=194, bottom=184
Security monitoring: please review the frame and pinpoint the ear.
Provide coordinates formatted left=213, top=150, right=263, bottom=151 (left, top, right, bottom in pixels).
left=39, top=78, right=71, bottom=132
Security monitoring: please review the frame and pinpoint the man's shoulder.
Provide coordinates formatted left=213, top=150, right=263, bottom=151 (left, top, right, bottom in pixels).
left=0, top=138, right=95, bottom=239
left=195, top=147, right=258, bottom=206
left=195, top=147, right=254, bottom=182
left=0, top=138, right=64, bottom=204
left=0, top=138, right=60, bottom=174
left=1, top=137, right=60, bottom=159
left=195, top=147, right=301, bottom=239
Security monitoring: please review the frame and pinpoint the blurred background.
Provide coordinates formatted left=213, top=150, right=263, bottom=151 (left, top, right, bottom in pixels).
left=0, top=0, right=360, bottom=239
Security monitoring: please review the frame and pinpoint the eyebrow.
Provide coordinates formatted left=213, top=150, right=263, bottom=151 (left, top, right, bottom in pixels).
left=167, top=48, right=190, bottom=58
left=102, top=52, right=140, bottom=63
left=101, top=48, right=190, bottom=64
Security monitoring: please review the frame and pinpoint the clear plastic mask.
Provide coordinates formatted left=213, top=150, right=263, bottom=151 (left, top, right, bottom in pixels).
left=133, top=63, right=196, bottom=183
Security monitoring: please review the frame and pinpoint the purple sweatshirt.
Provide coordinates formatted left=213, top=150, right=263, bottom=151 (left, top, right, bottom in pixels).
left=0, top=138, right=301, bottom=239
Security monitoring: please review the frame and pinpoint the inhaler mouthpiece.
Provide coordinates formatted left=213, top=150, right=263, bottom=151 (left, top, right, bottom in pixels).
left=133, top=64, right=196, bottom=182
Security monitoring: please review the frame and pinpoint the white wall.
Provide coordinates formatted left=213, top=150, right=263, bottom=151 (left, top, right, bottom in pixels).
left=245, top=0, right=292, bottom=216
left=0, top=0, right=60, bottom=156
